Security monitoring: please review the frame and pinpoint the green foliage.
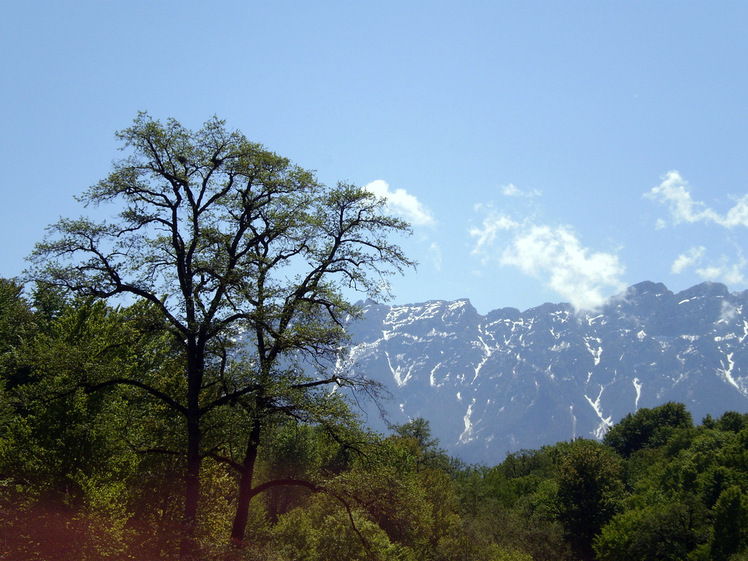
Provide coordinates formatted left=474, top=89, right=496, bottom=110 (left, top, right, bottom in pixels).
left=450, top=446, right=571, bottom=561
left=594, top=500, right=710, bottom=561
left=391, top=417, right=453, bottom=472
left=711, top=485, right=748, bottom=560
left=434, top=533, right=534, bottom=561
left=4, top=283, right=748, bottom=560
left=715, top=411, right=748, bottom=433
left=594, top=408, right=748, bottom=561
left=555, top=439, right=624, bottom=559
left=0, top=293, right=188, bottom=559
left=26, top=113, right=415, bottom=541
left=0, top=299, right=149, bottom=504
left=603, top=401, right=693, bottom=457
left=274, top=496, right=417, bottom=561
left=0, top=278, right=35, bottom=359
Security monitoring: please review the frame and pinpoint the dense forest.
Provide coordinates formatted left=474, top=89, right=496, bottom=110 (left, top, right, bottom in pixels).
left=1, top=278, right=748, bottom=560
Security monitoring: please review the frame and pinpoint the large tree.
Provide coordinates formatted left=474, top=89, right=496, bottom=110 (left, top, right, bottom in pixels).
left=555, top=439, right=624, bottom=561
left=28, top=113, right=413, bottom=535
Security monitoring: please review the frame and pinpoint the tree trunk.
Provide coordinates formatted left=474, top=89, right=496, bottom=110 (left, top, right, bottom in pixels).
left=179, top=349, right=204, bottom=559
left=183, top=346, right=204, bottom=528
left=184, top=413, right=201, bottom=525
left=231, top=417, right=262, bottom=544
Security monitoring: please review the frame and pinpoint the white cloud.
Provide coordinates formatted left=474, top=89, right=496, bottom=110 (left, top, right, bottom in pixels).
left=670, top=245, right=747, bottom=285
left=646, top=170, right=748, bottom=228
left=469, top=213, right=519, bottom=258
left=671, top=246, right=705, bottom=274
left=501, top=183, right=541, bottom=198
left=470, top=213, right=626, bottom=310
left=720, top=300, right=738, bottom=323
left=695, top=257, right=746, bottom=285
left=696, top=265, right=724, bottom=280
left=364, top=180, right=435, bottom=227
left=646, top=172, right=748, bottom=288
left=725, top=199, right=748, bottom=227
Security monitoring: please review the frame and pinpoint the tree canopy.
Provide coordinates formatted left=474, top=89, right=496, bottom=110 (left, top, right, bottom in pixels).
left=26, top=113, right=414, bottom=545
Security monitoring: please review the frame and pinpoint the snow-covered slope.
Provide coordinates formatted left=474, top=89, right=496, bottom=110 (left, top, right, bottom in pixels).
left=339, top=281, right=748, bottom=464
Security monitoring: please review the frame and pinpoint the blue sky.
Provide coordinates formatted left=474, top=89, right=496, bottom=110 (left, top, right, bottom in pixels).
left=2, top=1, right=748, bottom=314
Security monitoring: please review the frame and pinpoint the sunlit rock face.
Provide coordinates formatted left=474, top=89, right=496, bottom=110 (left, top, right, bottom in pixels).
left=339, top=281, right=748, bottom=464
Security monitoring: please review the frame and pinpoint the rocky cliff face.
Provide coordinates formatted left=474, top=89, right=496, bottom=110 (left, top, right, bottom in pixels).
left=338, top=281, right=748, bottom=464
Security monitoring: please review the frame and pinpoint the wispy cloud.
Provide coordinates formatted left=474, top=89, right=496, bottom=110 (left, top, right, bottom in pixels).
left=469, top=209, right=519, bottom=258
left=671, top=246, right=705, bottom=274
left=647, top=172, right=748, bottom=288
left=670, top=245, right=746, bottom=285
left=470, top=212, right=626, bottom=310
left=364, top=180, right=435, bottom=227
left=646, top=170, right=748, bottom=228
left=696, top=260, right=746, bottom=285
left=501, top=183, right=542, bottom=198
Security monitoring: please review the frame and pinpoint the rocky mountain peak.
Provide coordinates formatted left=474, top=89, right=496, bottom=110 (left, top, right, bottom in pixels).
left=341, top=281, right=748, bottom=464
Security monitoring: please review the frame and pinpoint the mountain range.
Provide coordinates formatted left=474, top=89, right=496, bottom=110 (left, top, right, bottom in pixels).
left=337, top=281, right=748, bottom=465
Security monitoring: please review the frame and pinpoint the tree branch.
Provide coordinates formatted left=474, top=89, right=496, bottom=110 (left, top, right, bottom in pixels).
left=81, top=378, right=188, bottom=416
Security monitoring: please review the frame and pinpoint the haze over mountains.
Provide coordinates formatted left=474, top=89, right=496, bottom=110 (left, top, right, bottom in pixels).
left=338, top=281, right=748, bottom=464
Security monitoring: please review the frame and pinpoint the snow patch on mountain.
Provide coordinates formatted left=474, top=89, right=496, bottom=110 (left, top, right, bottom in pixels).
left=459, top=398, right=477, bottom=444
left=585, top=385, right=614, bottom=439
left=341, top=282, right=748, bottom=464
left=633, top=378, right=642, bottom=409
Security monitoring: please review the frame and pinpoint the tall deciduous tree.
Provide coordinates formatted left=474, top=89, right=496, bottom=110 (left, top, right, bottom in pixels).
left=555, top=439, right=624, bottom=561
left=28, top=113, right=413, bottom=536
left=711, top=485, right=748, bottom=560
